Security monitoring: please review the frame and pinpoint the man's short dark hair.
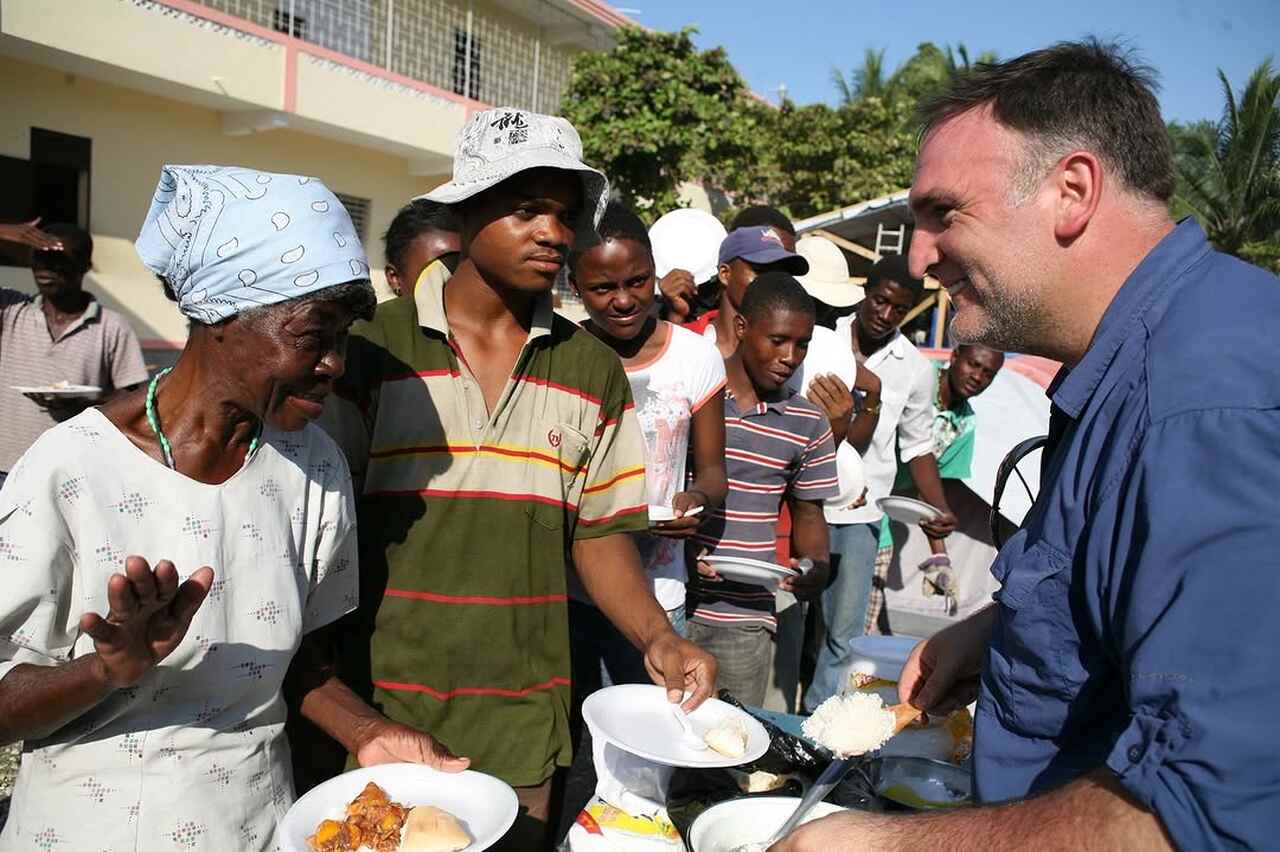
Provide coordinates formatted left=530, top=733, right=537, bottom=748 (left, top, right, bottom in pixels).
left=867, top=255, right=924, bottom=300
left=740, top=271, right=815, bottom=323
left=40, top=222, right=92, bottom=268
left=382, top=199, right=460, bottom=271
left=917, top=39, right=1174, bottom=204
left=569, top=202, right=651, bottom=271
left=955, top=342, right=1006, bottom=363
left=730, top=205, right=796, bottom=236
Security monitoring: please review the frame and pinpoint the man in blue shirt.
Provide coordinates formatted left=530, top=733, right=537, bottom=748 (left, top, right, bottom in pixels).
left=772, top=40, right=1280, bottom=852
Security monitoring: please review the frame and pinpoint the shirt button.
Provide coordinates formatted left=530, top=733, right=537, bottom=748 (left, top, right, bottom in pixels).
left=473, top=419, right=484, bottom=430
left=1127, top=745, right=1142, bottom=763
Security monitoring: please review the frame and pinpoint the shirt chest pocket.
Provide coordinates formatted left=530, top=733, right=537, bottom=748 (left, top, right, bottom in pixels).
left=525, top=422, right=591, bottom=531
left=877, top=385, right=909, bottom=434
left=987, top=540, right=1101, bottom=738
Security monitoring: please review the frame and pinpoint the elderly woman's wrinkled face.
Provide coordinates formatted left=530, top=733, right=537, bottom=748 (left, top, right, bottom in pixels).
left=226, top=296, right=356, bottom=431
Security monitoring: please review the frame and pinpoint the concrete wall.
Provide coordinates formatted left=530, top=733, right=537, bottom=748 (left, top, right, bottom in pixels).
left=0, top=56, right=449, bottom=347
left=1, top=0, right=286, bottom=110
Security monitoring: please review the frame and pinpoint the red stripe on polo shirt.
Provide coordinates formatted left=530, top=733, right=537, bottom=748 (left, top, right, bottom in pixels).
left=384, top=368, right=462, bottom=381
left=374, top=676, right=571, bottom=702
left=727, top=419, right=810, bottom=447
left=385, top=589, right=569, bottom=606
left=578, top=503, right=648, bottom=526
left=725, top=448, right=789, bottom=470
left=366, top=487, right=578, bottom=511
left=520, top=375, right=603, bottom=406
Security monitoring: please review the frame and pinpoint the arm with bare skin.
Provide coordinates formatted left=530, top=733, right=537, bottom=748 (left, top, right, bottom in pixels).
left=575, top=534, right=717, bottom=710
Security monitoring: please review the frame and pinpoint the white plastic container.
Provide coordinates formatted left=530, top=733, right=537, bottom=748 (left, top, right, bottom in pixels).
left=687, top=797, right=847, bottom=852
left=844, top=635, right=921, bottom=682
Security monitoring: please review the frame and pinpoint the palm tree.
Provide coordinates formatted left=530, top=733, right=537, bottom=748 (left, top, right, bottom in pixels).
left=1173, top=58, right=1280, bottom=271
left=832, top=49, right=890, bottom=106
left=831, top=43, right=996, bottom=109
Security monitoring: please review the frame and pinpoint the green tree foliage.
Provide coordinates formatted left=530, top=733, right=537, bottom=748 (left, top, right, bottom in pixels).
left=561, top=27, right=767, bottom=217
left=832, top=42, right=999, bottom=111
left=761, top=98, right=917, bottom=219
left=831, top=49, right=889, bottom=104
left=564, top=32, right=999, bottom=223
left=1170, top=59, right=1280, bottom=272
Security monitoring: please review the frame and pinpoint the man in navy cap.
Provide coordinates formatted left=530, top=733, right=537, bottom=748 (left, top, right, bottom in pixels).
left=684, top=225, right=809, bottom=358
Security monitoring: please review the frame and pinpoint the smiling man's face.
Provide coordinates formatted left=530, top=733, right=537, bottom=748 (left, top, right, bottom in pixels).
left=908, top=105, right=1058, bottom=352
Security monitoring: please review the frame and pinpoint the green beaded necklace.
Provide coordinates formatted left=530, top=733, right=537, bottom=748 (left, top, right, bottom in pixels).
left=145, top=367, right=260, bottom=470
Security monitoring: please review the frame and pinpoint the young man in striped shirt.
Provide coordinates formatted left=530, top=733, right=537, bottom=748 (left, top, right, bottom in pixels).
left=687, top=272, right=839, bottom=707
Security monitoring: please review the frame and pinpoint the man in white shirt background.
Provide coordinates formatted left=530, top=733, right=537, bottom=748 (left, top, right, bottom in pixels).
left=804, top=255, right=957, bottom=712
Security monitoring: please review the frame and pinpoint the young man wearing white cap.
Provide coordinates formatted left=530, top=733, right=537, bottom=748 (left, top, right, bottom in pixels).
left=322, top=108, right=716, bottom=849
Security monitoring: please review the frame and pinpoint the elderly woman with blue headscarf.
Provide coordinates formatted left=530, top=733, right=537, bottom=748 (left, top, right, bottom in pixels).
left=0, top=166, right=467, bottom=849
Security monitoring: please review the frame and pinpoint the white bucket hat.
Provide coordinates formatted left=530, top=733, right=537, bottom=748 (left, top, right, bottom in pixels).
left=417, top=107, right=609, bottom=234
left=796, top=234, right=864, bottom=307
left=648, top=208, right=728, bottom=285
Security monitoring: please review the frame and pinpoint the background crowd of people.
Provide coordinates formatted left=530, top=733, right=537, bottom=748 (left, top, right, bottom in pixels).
left=1, top=37, right=1277, bottom=852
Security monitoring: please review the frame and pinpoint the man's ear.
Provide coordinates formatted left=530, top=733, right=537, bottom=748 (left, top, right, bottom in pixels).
left=718, top=263, right=732, bottom=288
left=733, top=311, right=748, bottom=341
left=385, top=264, right=402, bottom=297
left=1052, top=151, right=1103, bottom=243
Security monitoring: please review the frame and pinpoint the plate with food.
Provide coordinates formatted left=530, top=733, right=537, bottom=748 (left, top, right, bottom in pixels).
left=583, top=684, right=770, bottom=768
left=702, top=555, right=797, bottom=587
left=11, top=382, right=101, bottom=398
left=278, top=764, right=518, bottom=852
left=648, top=504, right=704, bottom=524
left=876, top=496, right=942, bottom=525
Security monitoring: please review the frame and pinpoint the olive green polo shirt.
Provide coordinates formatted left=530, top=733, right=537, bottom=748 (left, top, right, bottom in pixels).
left=324, top=259, right=648, bottom=785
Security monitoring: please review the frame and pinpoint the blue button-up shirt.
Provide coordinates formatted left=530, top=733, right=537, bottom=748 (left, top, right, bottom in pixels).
left=974, top=220, right=1280, bottom=850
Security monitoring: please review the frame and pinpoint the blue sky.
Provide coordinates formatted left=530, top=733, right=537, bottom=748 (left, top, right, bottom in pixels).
left=613, top=0, right=1280, bottom=123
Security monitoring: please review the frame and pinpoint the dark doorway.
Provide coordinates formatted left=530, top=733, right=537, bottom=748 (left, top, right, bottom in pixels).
left=0, top=128, right=92, bottom=267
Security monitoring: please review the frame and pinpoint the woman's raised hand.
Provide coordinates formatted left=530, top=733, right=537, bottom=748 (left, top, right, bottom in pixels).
left=79, top=556, right=214, bottom=689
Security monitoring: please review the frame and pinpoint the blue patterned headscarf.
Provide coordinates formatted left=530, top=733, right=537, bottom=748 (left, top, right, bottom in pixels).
left=135, top=165, right=372, bottom=324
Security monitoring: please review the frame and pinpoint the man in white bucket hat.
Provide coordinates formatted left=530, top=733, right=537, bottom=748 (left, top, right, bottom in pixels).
left=319, top=108, right=717, bottom=850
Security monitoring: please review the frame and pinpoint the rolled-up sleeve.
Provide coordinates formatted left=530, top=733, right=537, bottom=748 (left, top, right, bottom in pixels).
left=896, top=358, right=936, bottom=463
left=1102, top=408, right=1280, bottom=850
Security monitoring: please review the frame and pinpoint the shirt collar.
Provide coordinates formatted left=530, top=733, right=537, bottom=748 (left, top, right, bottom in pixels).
left=413, top=256, right=554, bottom=342
left=1051, top=218, right=1210, bottom=419
left=728, top=385, right=795, bottom=415
left=838, top=315, right=906, bottom=364
left=31, top=293, right=101, bottom=334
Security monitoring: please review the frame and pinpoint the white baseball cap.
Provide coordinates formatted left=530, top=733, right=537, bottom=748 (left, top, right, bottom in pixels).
left=795, top=234, right=864, bottom=307
left=648, top=208, right=728, bottom=285
left=417, top=107, right=609, bottom=234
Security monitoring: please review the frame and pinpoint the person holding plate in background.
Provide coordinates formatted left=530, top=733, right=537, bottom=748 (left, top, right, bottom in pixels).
left=685, top=272, right=838, bottom=707
left=0, top=220, right=148, bottom=489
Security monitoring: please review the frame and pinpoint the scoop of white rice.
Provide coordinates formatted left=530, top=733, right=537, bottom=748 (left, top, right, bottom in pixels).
left=801, top=692, right=896, bottom=757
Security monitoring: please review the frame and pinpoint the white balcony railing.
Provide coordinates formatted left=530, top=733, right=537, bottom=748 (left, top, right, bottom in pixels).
left=202, top=0, right=577, bottom=113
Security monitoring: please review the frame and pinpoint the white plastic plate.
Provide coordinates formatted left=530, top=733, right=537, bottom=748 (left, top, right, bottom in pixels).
left=582, top=684, right=770, bottom=768
left=277, top=763, right=518, bottom=852
left=12, top=384, right=101, bottom=397
left=704, top=554, right=797, bottom=587
left=876, top=496, right=942, bottom=524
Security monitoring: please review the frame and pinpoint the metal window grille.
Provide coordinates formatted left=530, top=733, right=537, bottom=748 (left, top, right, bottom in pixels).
left=451, top=27, right=480, bottom=100
left=535, top=46, right=574, bottom=114
left=197, top=0, right=584, bottom=114
left=469, top=9, right=538, bottom=109
left=271, top=8, right=305, bottom=37
left=335, top=192, right=372, bottom=242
